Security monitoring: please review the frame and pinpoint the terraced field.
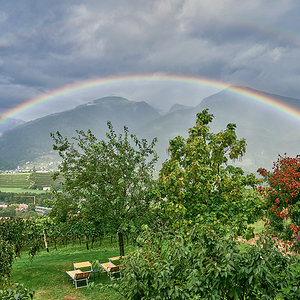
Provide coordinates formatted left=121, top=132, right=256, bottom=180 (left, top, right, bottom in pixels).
left=0, top=172, right=63, bottom=190
left=0, top=173, right=30, bottom=188
left=28, top=172, right=64, bottom=189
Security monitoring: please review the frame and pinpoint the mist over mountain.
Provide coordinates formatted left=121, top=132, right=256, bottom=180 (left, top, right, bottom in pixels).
left=197, top=88, right=300, bottom=171
left=0, top=89, right=299, bottom=173
left=0, top=118, right=25, bottom=136
left=138, top=87, right=300, bottom=171
left=168, top=104, right=192, bottom=113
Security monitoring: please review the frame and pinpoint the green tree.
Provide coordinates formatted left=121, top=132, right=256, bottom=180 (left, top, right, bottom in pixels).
left=50, top=122, right=158, bottom=256
left=159, top=109, right=263, bottom=236
left=0, top=205, right=18, bottom=218
left=0, top=218, right=42, bottom=286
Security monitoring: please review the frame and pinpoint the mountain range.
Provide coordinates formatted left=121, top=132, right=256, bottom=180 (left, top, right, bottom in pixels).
left=0, top=87, right=299, bottom=173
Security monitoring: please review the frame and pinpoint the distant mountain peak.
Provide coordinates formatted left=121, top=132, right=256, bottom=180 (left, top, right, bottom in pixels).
left=168, top=103, right=193, bottom=113
left=92, top=96, right=130, bottom=104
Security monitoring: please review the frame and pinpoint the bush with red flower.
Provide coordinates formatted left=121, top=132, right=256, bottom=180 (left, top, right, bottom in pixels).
left=257, top=154, right=300, bottom=252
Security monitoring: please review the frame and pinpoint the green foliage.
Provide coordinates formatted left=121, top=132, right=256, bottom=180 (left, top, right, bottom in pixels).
left=0, top=190, right=53, bottom=206
left=0, top=241, right=15, bottom=286
left=0, top=218, right=43, bottom=286
left=0, top=205, right=17, bottom=217
left=118, top=225, right=299, bottom=299
left=115, top=110, right=298, bottom=299
left=159, top=109, right=264, bottom=236
left=0, top=283, right=34, bottom=300
left=51, top=121, right=158, bottom=255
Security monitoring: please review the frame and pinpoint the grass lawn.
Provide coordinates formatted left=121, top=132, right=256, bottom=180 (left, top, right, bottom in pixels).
left=11, top=243, right=134, bottom=299
left=0, top=188, right=47, bottom=194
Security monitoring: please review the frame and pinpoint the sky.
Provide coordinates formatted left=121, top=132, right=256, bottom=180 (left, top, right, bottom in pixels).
left=0, top=0, right=300, bottom=121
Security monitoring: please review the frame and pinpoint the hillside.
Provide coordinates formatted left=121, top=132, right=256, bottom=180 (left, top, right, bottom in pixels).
left=0, top=97, right=160, bottom=169
left=0, top=172, right=63, bottom=189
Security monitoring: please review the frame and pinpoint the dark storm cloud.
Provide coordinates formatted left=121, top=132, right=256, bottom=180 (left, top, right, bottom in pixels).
left=0, top=0, right=300, bottom=118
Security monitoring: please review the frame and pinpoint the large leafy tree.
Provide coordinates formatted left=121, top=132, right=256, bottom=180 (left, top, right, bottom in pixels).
left=257, top=154, right=300, bottom=250
left=51, top=122, right=158, bottom=256
left=159, top=109, right=263, bottom=236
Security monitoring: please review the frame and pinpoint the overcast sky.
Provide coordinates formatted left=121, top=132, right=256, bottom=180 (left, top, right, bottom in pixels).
left=0, top=0, right=300, bottom=120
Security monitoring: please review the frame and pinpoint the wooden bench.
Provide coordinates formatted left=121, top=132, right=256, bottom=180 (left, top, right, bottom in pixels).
left=100, top=261, right=120, bottom=280
left=66, top=270, right=91, bottom=288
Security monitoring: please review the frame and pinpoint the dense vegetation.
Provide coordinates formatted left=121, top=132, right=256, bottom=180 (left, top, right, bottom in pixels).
left=1, top=110, right=299, bottom=299
left=116, top=110, right=299, bottom=299
left=0, top=191, right=52, bottom=206
left=118, top=226, right=299, bottom=299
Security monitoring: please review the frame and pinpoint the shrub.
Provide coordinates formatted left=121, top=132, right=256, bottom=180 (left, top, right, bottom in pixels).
left=0, top=283, right=34, bottom=300
left=117, top=225, right=299, bottom=299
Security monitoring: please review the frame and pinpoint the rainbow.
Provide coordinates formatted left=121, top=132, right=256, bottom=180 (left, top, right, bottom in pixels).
left=1, top=74, right=300, bottom=123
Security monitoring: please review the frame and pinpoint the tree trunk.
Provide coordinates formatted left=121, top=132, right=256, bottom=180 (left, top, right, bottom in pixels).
left=85, top=235, right=89, bottom=250
left=118, top=232, right=125, bottom=257
left=43, top=229, right=49, bottom=253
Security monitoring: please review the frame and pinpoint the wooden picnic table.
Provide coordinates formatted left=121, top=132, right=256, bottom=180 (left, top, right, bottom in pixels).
left=66, top=269, right=91, bottom=289
left=100, top=261, right=116, bottom=272
left=108, top=256, right=125, bottom=262
left=73, top=261, right=92, bottom=270
left=100, top=261, right=120, bottom=281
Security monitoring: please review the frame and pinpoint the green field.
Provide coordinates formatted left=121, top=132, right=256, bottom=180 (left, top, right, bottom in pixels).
left=0, top=188, right=47, bottom=194
left=11, top=243, right=133, bottom=299
left=0, top=172, right=63, bottom=190
left=0, top=173, right=30, bottom=188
